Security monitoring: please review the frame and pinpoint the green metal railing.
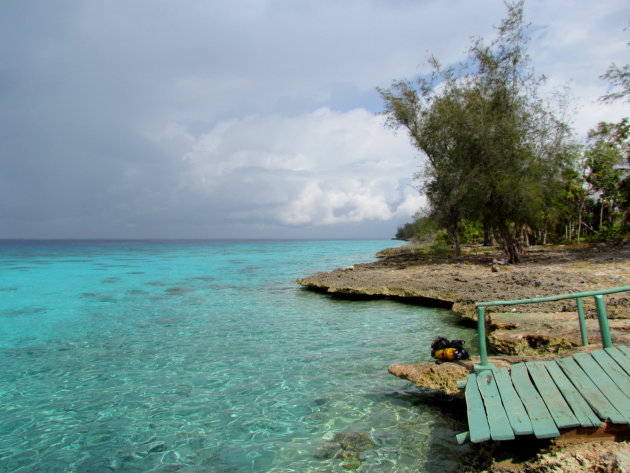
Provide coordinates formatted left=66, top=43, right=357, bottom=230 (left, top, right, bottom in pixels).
left=474, top=285, right=630, bottom=372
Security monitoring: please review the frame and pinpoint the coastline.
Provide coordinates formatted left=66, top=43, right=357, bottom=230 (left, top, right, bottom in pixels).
left=297, top=242, right=630, bottom=472
left=297, top=244, right=630, bottom=322
left=297, top=244, right=630, bottom=351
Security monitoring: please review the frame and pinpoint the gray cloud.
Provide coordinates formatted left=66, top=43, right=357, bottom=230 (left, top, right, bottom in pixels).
left=0, top=0, right=627, bottom=238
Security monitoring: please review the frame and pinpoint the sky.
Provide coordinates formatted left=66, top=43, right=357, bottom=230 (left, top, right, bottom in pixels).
left=1, top=0, right=628, bottom=239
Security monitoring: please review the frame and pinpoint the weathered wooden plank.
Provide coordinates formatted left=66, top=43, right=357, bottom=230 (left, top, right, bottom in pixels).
left=556, top=357, right=626, bottom=424
left=465, top=373, right=491, bottom=443
left=543, top=361, right=602, bottom=428
left=526, top=361, right=580, bottom=429
left=456, top=431, right=470, bottom=445
left=493, top=367, right=533, bottom=435
left=618, top=345, right=630, bottom=358
left=510, top=363, right=560, bottom=439
left=476, top=371, right=516, bottom=441
left=573, top=352, right=630, bottom=423
left=606, top=346, right=630, bottom=375
left=591, top=349, right=630, bottom=394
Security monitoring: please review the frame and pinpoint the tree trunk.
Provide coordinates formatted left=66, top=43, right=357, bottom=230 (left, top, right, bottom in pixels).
left=499, top=225, right=520, bottom=264
left=483, top=226, right=491, bottom=247
left=515, top=225, right=524, bottom=254
left=577, top=201, right=584, bottom=243
left=448, top=224, right=461, bottom=257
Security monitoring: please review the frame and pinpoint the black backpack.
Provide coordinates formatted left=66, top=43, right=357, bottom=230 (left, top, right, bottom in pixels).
left=430, top=336, right=470, bottom=362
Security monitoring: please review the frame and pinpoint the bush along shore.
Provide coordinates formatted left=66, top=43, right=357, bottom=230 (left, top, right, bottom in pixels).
left=297, top=243, right=630, bottom=472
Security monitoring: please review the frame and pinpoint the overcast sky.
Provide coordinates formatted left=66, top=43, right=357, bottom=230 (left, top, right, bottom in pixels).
left=1, top=0, right=628, bottom=239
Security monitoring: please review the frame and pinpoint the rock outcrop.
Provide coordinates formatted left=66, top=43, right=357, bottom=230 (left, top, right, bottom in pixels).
left=298, top=245, right=630, bottom=356
left=388, top=354, right=567, bottom=396
left=488, top=312, right=630, bottom=355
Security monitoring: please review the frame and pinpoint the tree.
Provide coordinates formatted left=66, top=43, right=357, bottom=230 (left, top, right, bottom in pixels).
left=585, top=55, right=630, bottom=234
left=554, top=146, right=589, bottom=243
left=585, top=121, right=629, bottom=234
left=379, top=65, right=474, bottom=256
left=379, top=0, right=572, bottom=262
left=395, top=213, right=437, bottom=241
left=600, top=63, right=630, bottom=104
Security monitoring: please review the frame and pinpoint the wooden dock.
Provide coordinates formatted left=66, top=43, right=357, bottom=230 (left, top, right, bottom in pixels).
left=458, top=286, right=630, bottom=444
left=458, top=345, right=630, bottom=443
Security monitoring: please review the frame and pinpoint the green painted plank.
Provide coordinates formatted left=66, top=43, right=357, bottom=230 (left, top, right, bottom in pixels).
left=556, top=357, right=627, bottom=424
left=604, top=347, right=630, bottom=375
left=543, top=361, right=601, bottom=428
left=476, top=371, right=516, bottom=441
left=610, top=345, right=630, bottom=364
left=591, top=349, right=630, bottom=394
left=618, top=345, right=630, bottom=357
left=510, top=363, right=560, bottom=439
left=608, top=346, right=630, bottom=371
left=526, top=361, right=580, bottom=429
left=465, top=373, right=491, bottom=443
left=456, top=431, right=470, bottom=445
left=573, top=352, right=630, bottom=423
left=493, top=367, right=533, bottom=435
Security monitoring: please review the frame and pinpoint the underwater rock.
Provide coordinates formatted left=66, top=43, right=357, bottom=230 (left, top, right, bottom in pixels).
left=314, top=432, right=376, bottom=469
left=333, top=432, right=376, bottom=452
left=313, top=441, right=342, bottom=459
left=165, top=286, right=194, bottom=296
left=147, top=442, right=168, bottom=453
left=340, top=450, right=362, bottom=470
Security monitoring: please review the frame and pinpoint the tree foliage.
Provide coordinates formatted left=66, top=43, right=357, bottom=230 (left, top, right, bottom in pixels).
left=584, top=118, right=630, bottom=235
left=600, top=63, right=630, bottom=104
left=395, top=214, right=437, bottom=241
left=379, top=0, right=573, bottom=262
left=585, top=44, right=630, bottom=237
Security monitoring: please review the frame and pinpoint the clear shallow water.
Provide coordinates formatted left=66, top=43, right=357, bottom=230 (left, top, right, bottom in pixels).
left=0, top=240, right=477, bottom=472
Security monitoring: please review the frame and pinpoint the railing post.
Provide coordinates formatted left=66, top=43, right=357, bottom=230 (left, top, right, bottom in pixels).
left=474, top=306, right=495, bottom=372
left=575, top=297, right=588, bottom=346
left=594, top=295, right=613, bottom=348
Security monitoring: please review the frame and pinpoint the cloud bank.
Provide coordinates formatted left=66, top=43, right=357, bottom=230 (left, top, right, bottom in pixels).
left=0, top=0, right=627, bottom=238
left=175, top=108, right=422, bottom=228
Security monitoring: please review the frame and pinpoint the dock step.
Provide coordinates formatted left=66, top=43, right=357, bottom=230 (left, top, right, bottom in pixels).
left=461, top=346, right=630, bottom=443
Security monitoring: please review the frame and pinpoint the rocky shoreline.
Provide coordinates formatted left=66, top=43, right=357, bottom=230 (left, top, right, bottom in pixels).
left=297, top=243, right=630, bottom=472
left=297, top=244, right=630, bottom=353
left=298, top=244, right=629, bottom=317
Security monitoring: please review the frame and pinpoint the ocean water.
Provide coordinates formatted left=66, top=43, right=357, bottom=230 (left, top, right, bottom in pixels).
left=0, top=240, right=478, bottom=473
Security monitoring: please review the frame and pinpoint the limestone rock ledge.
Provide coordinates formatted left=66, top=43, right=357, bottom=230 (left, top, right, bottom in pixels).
left=388, top=361, right=470, bottom=396
left=298, top=246, right=630, bottom=357
left=484, top=441, right=630, bottom=473
left=296, top=245, right=630, bottom=323
left=388, top=355, right=556, bottom=396
left=488, top=312, right=630, bottom=356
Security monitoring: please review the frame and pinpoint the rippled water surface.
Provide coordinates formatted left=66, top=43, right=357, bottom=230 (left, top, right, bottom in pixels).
left=0, top=240, right=478, bottom=472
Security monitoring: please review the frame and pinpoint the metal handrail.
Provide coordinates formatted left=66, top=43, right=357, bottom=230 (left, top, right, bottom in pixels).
left=474, top=285, right=630, bottom=372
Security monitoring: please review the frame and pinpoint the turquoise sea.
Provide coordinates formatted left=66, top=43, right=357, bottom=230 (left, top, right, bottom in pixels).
left=0, top=240, right=478, bottom=472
